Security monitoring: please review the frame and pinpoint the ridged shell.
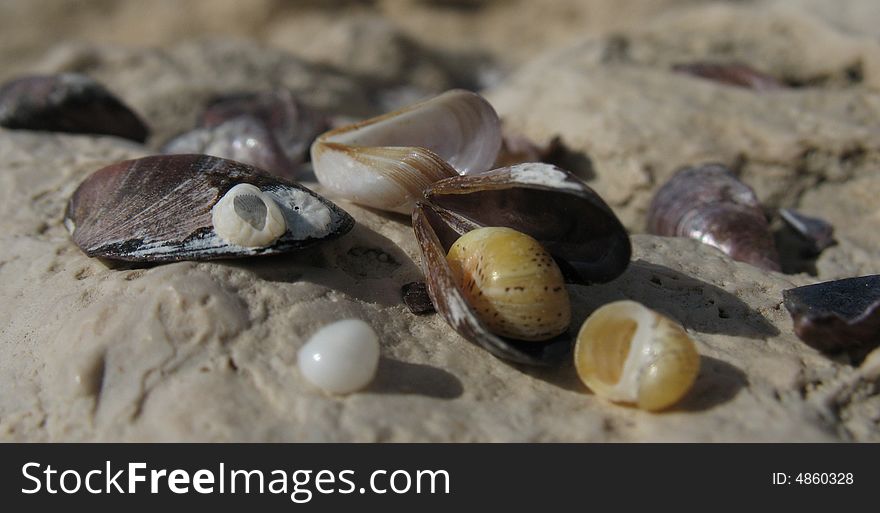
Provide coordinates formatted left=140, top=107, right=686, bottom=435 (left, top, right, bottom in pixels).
left=65, top=154, right=354, bottom=262
left=412, top=163, right=632, bottom=365
left=574, top=300, right=700, bottom=411
left=647, top=163, right=781, bottom=271
left=311, top=89, right=501, bottom=214
left=0, top=73, right=148, bottom=142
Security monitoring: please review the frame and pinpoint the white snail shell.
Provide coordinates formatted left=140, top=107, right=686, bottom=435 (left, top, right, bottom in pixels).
left=297, top=319, right=380, bottom=395
left=211, top=183, right=287, bottom=248
left=310, top=89, right=501, bottom=214
left=574, top=300, right=700, bottom=411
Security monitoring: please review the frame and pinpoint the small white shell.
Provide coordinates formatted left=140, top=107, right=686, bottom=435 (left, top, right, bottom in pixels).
left=574, top=300, right=700, bottom=411
left=211, top=183, right=287, bottom=248
left=310, top=89, right=501, bottom=214
left=297, top=319, right=380, bottom=395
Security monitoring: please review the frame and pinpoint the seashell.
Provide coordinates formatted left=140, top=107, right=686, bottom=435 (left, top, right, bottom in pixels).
left=672, top=62, right=785, bottom=91
left=446, top=227, right=571, bottom=341
left=212, top=183, right=287, bottom=248
left=0, top=73, right=148, bottom=142
left=65, top=154, right=354, bottom=262
left=199, top=89, right=328, bottom=165
left=778, top=208, right=835, bottom=256
left=647, top=163, right=781, bottom=272
left=162, top=116, right=297, bottom=179
left=297, top=319, right=380, bottom=395
left=574, top=300, right=700, bottom=411
left=310, top=89, right=502, bottom=214
left=783, top=275, right=880, bottom=355
left=412, top=163, right=631, bottom=365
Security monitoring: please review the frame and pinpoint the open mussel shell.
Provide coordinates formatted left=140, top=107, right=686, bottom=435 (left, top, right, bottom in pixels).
left=421, top=163, right=631, bottom=284
left=310, top=89, right=502, bottom=214
left=0, top=73, right=149, bottom=142
left=65, top=154, right=354, bottom=262
left=412, top=163, right=632, bottom=365
left=783, top=275, right=880, bottom=355
left=647, top=163, right=781, bottom=272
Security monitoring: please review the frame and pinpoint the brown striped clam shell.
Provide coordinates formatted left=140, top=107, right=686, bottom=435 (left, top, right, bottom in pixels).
left=65, top=154, right=354, bottom=262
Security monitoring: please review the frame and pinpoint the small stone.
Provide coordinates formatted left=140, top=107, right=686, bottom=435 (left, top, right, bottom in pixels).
left=297, top=319, right=380, bottom=395
left=402, top=281, right=435, bottom=315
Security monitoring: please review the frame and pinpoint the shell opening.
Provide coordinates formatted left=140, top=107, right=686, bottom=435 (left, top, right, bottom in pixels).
left=212, top=183, right=287, bottom=248
left=575, top=300, right=700, bottom=411
left=590, top=317, right=637, bottom=385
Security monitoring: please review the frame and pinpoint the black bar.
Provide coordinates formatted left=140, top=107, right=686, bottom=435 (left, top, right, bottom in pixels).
left=1, top=444, right=876, bottom=508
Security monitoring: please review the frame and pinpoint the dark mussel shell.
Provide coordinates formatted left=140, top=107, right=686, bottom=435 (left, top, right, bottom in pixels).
left=0, top=73, right=149, bottom=142
left=779, top=208, right=836, bottom=256
left=65, top=154, right=354, bottom=262
left=783, top=275, right=880, bottom=355
left=647, top=163, right=781, bottom=272
left=412, top=163, right=632, bottom=365
left=672, top=62, right=785, bottom=91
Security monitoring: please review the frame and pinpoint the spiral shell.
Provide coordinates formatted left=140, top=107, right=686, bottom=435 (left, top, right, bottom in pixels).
left=211, top=183, right=287, bottom=248
left=446, top=227, right=571, bottom=341
left=647, top=163, right=780, bottom=271
left=574, top=300, right=700, bottom=411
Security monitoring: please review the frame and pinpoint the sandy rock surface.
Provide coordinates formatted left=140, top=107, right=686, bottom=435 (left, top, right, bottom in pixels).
left=1, top=0, right=878, bottom=441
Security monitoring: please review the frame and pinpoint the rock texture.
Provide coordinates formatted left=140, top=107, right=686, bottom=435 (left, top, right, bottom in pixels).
left=1, top=0, right=879, bottom=441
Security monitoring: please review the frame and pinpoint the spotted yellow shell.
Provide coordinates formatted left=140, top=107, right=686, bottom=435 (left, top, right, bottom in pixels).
left=446, top=226, right=571, bottom=341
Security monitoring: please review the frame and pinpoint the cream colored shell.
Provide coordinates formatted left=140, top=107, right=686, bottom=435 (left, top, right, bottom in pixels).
left=446, top=226, right=571, bottom=341
left=310, top=89, right=501, bottom=214
left=211, top=183, right=287, bottom=248
left=574, top=300, right=700, bottom=411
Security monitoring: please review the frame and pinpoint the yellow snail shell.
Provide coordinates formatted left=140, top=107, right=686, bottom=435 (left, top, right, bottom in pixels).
left=446, top=226, right=571, bottom=341
left=574, top=300, right=700, bottom=411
